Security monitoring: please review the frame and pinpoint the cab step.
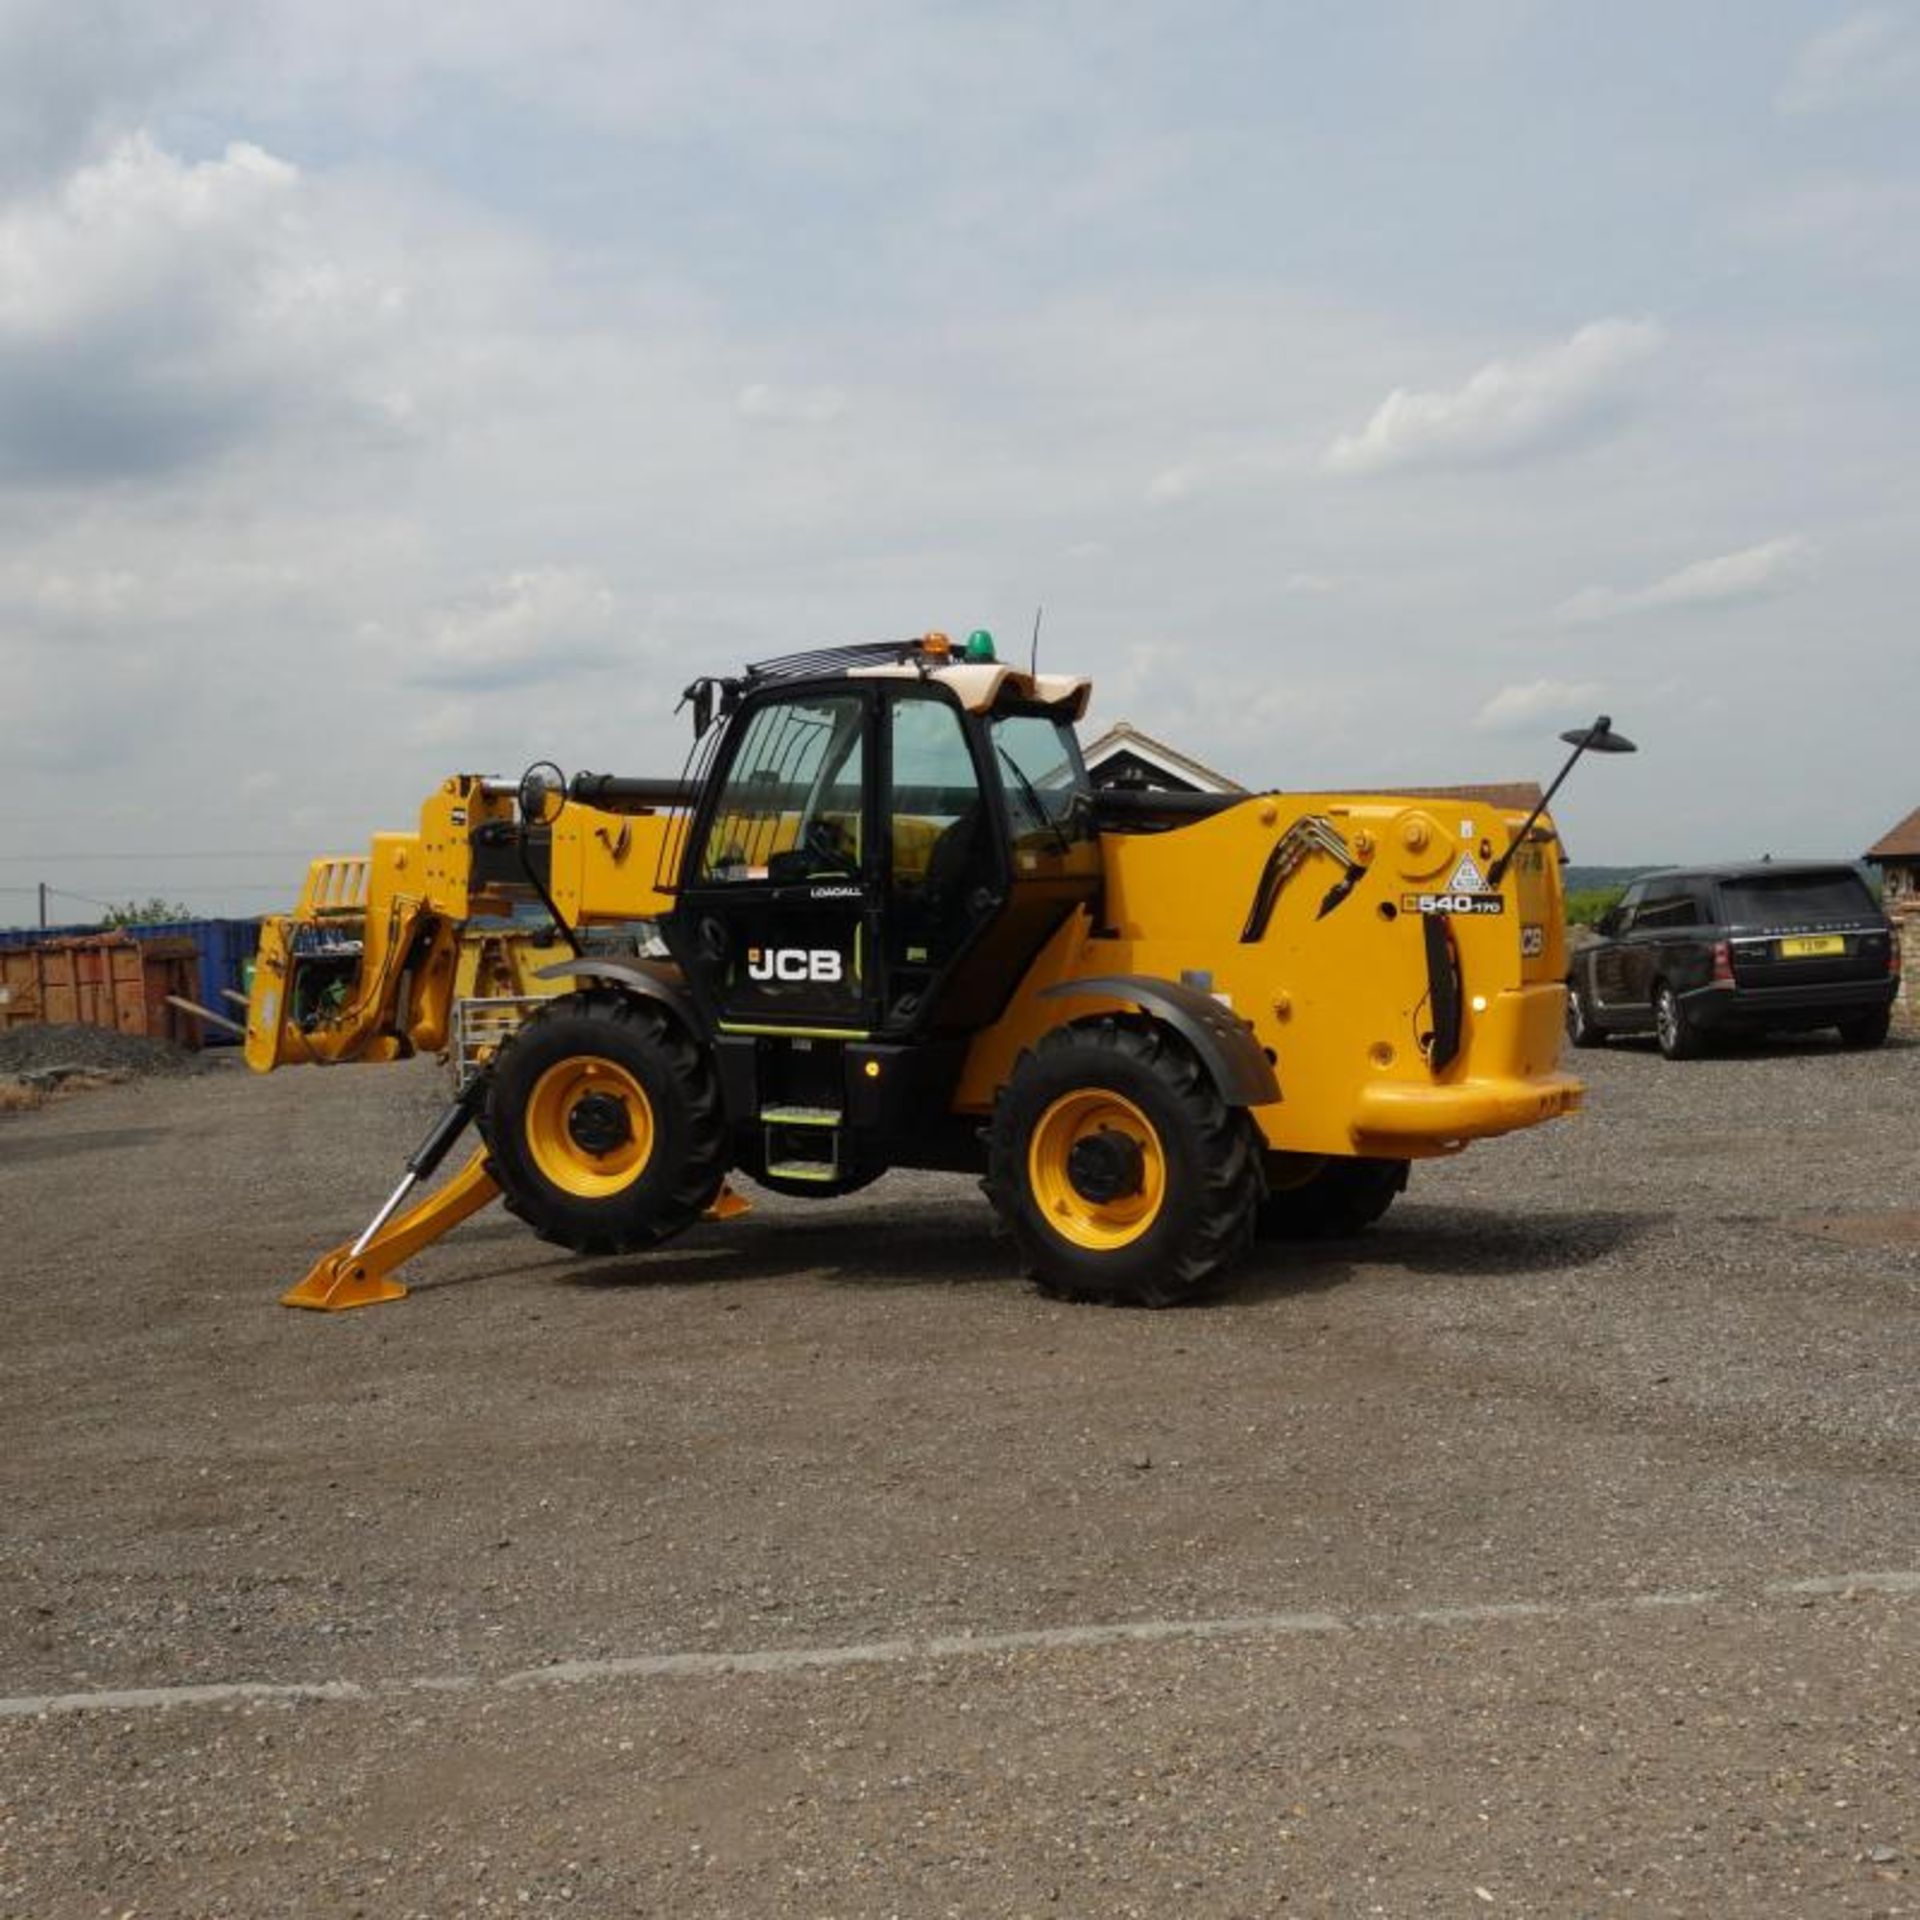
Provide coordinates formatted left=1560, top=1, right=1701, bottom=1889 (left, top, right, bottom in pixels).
left=764, top=1110, right=844, bottom=1183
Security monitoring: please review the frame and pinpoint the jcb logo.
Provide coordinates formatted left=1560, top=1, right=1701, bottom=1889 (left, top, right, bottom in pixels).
left=747, top=947, right=844, bottom=984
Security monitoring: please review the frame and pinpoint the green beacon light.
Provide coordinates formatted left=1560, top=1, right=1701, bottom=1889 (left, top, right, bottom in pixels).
left=964, top=628, right=997, bottom=663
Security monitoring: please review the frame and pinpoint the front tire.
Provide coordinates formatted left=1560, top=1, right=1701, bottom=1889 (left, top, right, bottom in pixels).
left=984, top=1017, right=1260, bottom=1307
left=1653, top=981, right=1703, bottom=1061
left=483, top=991, right=726, bottom=1256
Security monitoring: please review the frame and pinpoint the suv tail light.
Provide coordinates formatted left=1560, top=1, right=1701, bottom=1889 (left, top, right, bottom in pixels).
left=1711, top=939, right=1734, bottom=984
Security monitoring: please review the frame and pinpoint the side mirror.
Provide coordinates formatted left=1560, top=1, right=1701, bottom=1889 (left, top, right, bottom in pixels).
left=1597, top=908, right=1622, bottom=937
left=1488, top=714, right=1638, bottom=887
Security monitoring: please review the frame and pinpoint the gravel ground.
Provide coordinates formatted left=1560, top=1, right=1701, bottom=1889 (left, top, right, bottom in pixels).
left=2, top=1034, right=1918, bottom=1915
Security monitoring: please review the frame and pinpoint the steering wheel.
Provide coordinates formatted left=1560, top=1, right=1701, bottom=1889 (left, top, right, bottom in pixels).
left=516, top=760, right=568, bottom=829
left=804, top=817, right=859, bottom=875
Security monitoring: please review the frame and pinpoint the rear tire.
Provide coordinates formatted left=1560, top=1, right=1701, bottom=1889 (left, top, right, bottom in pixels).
left=1257, top=1155, right=1409, bottom=1239
left=1653, top=981, right=1703, bottom=1060
left=1837, top=1008, right=1891, bottom=1049
left=985, top=1017, right=1260, bottom=1307
left=483, top=990, right=726, bottom=1256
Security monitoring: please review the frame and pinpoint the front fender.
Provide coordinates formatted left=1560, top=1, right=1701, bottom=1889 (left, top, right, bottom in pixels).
left=532, top=956, right=705, bottom=1040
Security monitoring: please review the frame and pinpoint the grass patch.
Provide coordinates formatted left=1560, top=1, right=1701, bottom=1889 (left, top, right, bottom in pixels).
left=1566, top=885, right=1625, bottom=928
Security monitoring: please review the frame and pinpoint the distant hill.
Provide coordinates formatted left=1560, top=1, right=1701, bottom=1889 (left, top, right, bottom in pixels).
left=1562, top=864, right=1653, bottom=894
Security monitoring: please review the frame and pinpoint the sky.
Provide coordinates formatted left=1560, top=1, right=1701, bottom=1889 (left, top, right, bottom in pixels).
left=1, top=0, right=1916, bottom=923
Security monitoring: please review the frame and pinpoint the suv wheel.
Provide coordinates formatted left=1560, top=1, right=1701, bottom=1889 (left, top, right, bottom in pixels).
left=1837, top=1008, right=1891, bottom=1050
left=1653, top=982, right=1703, bottom=1061
left=1565, top=981, right=1605, bottom=1049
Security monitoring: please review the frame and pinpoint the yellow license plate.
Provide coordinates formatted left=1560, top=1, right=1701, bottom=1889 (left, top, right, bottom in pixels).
left=1779, top=935, right=1845, bottom=958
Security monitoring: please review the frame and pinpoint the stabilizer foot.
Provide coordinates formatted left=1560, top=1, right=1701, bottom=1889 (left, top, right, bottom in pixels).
left=282, top=1256, right=412, bottom=1312
left=282, top=1148, right=502, bottom=1311
left=702, top=1179, right=753, bottom=1223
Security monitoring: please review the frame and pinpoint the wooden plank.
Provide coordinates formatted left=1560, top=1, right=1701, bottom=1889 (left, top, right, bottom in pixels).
left=165, top=994, right=244, bottom=1037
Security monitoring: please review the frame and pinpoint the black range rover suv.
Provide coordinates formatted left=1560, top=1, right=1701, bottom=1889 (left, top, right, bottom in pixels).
left=1567, top=862, right=1900, bottom=1058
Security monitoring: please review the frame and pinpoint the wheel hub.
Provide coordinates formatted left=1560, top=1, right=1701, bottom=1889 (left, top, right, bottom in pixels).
left=566, top=1089, right=634, bottom=1157
left=1066, top=1127, right=1146, bottom=1204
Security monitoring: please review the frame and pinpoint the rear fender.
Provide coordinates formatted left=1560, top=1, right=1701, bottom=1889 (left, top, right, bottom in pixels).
left=1039, top=974, right=1280, bottom=1107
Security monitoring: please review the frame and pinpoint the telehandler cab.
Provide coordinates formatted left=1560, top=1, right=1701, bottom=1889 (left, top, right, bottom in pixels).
left=245, top=630, right=1622, bottom=1311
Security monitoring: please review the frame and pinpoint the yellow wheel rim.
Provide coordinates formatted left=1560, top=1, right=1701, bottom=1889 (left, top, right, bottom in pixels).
left=1027, top=1088, right=1166, bottom=1251
left=524, top=1054, right=655, bottom=1198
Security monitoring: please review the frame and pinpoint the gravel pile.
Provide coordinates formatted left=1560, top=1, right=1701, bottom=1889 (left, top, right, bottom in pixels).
left=0, top=1021, right=213, bottom=1081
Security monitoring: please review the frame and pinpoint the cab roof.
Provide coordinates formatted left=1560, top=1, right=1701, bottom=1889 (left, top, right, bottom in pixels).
left=845, top=659, right=1091, bottom=719
left=737, top=636, right=1091, bottom=720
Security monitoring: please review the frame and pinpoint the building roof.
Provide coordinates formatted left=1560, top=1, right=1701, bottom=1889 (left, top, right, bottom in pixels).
left=1082, top=723, right=1550, bottom=819
left=1866, top=806, right=1920, bottom=862
left=1358, top=781, right=1546, bottom=815
left=1081, top=721, right=1247, bottom=794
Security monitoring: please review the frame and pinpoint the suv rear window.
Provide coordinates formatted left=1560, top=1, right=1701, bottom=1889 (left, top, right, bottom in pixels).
left=1715, top=870, right=1876, bottom=923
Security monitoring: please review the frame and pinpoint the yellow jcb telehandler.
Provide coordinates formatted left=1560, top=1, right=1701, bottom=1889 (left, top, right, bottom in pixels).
left=245, top=629, right=1631, bottom=1310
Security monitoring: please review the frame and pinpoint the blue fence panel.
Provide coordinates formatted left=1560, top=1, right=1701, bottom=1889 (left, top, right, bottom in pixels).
left=146, top=920, right=264, bottom=1043
left=0, top=921, right=101, bottom=947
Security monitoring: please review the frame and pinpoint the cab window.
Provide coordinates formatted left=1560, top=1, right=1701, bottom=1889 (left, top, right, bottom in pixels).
left=889, top=693, right=981, bottom=878
left=886, top=692, right=993, bottom=988
left=987, top=711, right=1093, bottom=855
left=698, top=694, right=865, bottom=883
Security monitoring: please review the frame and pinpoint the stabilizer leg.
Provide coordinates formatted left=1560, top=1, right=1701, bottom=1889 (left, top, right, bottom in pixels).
left=282, top=1148, right=501, bottom=1310
left=283, top=1071, right=498, bottom=1311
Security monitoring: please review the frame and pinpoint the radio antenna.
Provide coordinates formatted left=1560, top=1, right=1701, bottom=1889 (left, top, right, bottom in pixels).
left=1029, top=605, right=1044, bottom=676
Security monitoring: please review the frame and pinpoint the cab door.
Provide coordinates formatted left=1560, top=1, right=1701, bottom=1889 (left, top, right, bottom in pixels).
left=671, top=687, right=877, bottom=1031
left=879, top=687, right=1005, bottom=1030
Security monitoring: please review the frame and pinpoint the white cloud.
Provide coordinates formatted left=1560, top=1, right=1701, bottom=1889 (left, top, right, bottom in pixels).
left=1555, top=537, right=1813, bottom=626
left=0, top=2, right=232, bottom=191
left=2, top=563, right=140, bottom=623
left=409, top=567, right=620, bottom=689
left=1777, top=9, right=1920, bottom=115
left=0, top=132, right=419, bottom=482
left=736, top=382, right=847, bottom=425
left=0, top=134, right=301, bottom=336
left=1324, top=319, right=1663, bottom=478
left=1144, top=464, right=1199, bottom=503
left=1474, top=679, right=1604, bottom=734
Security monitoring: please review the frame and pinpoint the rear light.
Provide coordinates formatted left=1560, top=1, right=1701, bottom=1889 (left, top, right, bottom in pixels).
left=1711, top=939, right=1734, bottom=984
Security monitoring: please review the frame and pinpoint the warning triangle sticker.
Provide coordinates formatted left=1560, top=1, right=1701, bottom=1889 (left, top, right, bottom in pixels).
left=1447, top=853, right=1489, bottom=893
